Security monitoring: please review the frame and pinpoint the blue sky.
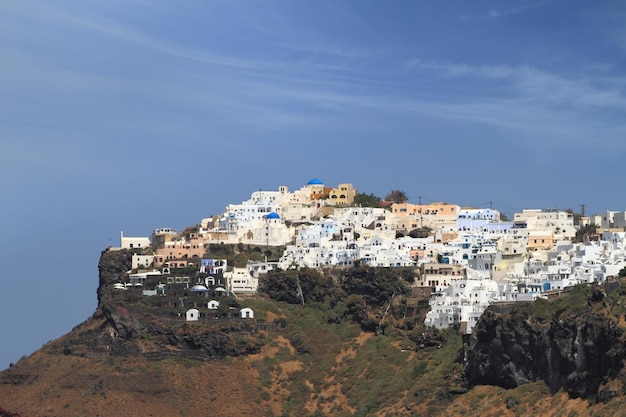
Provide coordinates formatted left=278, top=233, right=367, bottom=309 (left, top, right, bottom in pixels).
left=1, top=0, right=625, bottom=368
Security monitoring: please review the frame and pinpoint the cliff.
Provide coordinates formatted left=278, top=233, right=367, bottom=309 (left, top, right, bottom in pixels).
left=3, top=248, right=626, bottom=416
left=463, top=285, right=626, bottom=402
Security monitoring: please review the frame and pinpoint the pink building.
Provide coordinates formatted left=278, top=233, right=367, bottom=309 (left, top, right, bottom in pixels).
left=154, top=237, right=206, bottom=267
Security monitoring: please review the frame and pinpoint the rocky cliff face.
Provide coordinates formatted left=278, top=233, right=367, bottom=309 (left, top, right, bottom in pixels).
left=463, top=287, right=626, bottom=401
left=97, top=248, right=133, bottom=307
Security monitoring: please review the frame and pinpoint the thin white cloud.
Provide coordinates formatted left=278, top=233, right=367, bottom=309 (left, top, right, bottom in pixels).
left=0, top=2, right=276, bottom=74
left=2, top=1, right=624, bottom=152
left=227, top=75, right=626, bottom=150
left=408, top=60, right=515, bottom=79
left=462, top=0, right=555, bottom=20
left=407, top=60, right=626, bottom=110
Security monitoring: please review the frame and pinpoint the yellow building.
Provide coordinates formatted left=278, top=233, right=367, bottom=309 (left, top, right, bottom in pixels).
left=306, top=179, right=357, bottom=206
left=327, top=183, right=357, bottom=206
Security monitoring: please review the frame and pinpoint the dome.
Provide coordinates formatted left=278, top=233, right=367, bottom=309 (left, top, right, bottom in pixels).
left=307, top=177, right=323, bottom=185
left=266, top=212, right=280, bottom=220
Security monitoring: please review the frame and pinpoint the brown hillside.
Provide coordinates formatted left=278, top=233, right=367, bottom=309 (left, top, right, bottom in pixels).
left=3, top=314, right=626, bottom=417
left=3, top=249, right=626, bottom=416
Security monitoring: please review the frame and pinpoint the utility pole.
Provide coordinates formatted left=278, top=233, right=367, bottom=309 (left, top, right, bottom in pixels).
left=579, top=204, right=586, bottom=218
left=418, top=196, right=423, bottom=228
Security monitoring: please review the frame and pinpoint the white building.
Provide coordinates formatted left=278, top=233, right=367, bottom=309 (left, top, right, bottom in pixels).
left=592, top=210, right=626, bottom=229
left=248, top=260, right=280, bottom=277
left=424, top=277, right=501, bottom=334
left=513, top=209, right=576, bottom=239
left=132, top=253, right=155, bottom=269
left=225, top=267, right=259, bottom=295
left=457, top=208, right=501, bottom=232
left=128, top=270, right=162, bottom=285
left=186, top=308, right=199, bottom=321
left=240, top=307, right=254, bottom=319
left=119, top=231, right=151, bottom=250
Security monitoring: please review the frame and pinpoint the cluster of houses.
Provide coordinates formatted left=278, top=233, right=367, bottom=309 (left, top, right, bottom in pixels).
left=115, top=253, right=256, bottom=322
left=113, top=178, right=626, bottom=332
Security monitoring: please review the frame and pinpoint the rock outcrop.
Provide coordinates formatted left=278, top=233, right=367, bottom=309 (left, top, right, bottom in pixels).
left=92, top=248, right=264, bottom=359
left=97, top=248, right=133, bottom=306
left=463, top=287, right=626, bottom=400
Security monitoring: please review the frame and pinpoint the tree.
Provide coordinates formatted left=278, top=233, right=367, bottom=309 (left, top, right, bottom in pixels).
left=353, top=192, right=382, bottom=208
left=341, top=266, right=409, bottom=308
left=565, top=208, right=582, bottom=225
left=384, top=190, right=408, bottom=203
left=259, top=268, right=340, bottom=304
left=574, top=224, right=598, bottom=243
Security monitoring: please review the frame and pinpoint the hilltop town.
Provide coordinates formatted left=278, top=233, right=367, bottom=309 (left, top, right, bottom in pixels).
left=111, top=178, right=626, bottom=335
left=4, top=178, right=626, bottom=417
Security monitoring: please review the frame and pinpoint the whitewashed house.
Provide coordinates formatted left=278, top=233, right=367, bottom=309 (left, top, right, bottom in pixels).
left=225, top=267, right=258, bottom=295
left=186, top=308, right=199, bottom=321
left=424, top=276, right=500, bottom=334
left=457, top=208, right=501, bottom=232
left=240, top=307, right=254, bottom=319
left=118, top=231, right=151, bottom=250
left=132, top=253, right=155, bottom=269
left=513, top=209, right=576, bottom=239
